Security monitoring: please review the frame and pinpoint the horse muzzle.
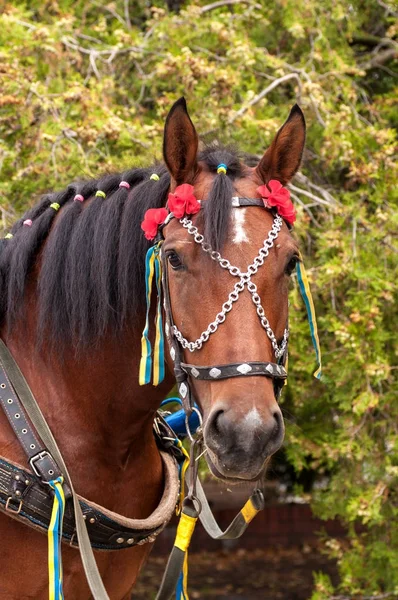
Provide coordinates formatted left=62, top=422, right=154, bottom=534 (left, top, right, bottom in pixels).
left=203, top=402, right=285, bottom=481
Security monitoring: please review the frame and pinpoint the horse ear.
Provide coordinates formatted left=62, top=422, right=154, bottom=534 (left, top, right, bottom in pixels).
left=255, top=105, right=306, bottom=185
left=163, top=97, right=199, bottom=185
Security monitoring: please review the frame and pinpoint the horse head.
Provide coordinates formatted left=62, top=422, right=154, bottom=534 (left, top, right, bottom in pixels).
left=156, top=98, right=306, bottom=482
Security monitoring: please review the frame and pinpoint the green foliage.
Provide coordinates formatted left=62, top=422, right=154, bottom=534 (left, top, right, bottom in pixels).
left=0, top=0, right=397, bottom=596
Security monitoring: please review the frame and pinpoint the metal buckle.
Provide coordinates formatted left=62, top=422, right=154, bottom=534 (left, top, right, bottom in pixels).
left=29, top=450, right=52, bottom=482
left=5, top=496, right=22, bottom=514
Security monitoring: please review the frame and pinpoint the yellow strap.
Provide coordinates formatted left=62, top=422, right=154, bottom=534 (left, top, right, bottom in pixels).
left=241, top=498, right=260, bottom=524
left=182, top=551, right=189, bottom=599
left=174, top=513, right=198, bottom=552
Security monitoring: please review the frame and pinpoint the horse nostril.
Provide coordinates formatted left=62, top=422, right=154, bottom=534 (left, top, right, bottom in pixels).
left=273, top=408, right=282, bottom=430
left=209, top=408, right=225, bottom=437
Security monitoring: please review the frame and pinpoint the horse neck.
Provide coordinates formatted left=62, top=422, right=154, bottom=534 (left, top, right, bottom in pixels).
left=1, top=316, right=172, bottom=469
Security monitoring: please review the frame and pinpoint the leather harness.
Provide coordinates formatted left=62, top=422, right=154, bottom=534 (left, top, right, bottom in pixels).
left=0, top=339, right=180, bottom=551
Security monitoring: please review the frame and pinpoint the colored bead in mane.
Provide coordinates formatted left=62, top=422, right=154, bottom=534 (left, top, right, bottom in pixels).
left=23, top=220, right=33, bottom=227
left=119, top=181, right=130, bottom=189
left=95, top=190, right=106, bottom=198
left=73, top=194, right=84, bottom=203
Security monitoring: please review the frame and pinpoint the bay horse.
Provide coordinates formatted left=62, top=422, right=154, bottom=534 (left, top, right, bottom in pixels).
left=0, top=98, right=306, bottom=599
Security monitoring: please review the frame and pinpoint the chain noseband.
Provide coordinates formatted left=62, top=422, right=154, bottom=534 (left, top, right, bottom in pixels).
left=160, top=197, right=289, bottom=416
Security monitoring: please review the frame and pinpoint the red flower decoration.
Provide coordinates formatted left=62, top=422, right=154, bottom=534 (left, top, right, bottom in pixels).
left=168, top=184, right=201, bottom=219
left=257, top=180, right=296, bottom=225
left=141, top=207, right=169, bottom=240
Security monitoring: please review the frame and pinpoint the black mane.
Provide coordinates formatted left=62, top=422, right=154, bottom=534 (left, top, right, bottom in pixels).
left=0, top=144, right=244, bottom=349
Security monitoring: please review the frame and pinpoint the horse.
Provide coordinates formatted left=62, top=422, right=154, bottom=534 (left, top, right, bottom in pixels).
left=0, top=97, right=306, bottom=599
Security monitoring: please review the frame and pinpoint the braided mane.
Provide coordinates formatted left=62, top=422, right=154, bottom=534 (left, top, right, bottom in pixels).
left=0, top=145, right=244, bottom=349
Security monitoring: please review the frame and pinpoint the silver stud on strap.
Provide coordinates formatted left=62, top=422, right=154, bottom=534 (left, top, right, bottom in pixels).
left=190, top=367, right=200, bottom=378
left=179, top=382, right=188, bottom=398
left=236, top=363, right=252, bottom=375
left=209, top=368, right=221, bottom=379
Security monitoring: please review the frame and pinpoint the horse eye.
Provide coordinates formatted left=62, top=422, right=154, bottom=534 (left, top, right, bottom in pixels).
left=285, top=255, right=299, bottom=276
left=166, top=251, right=184, bottom=270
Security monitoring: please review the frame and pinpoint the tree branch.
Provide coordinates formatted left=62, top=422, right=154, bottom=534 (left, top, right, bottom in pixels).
left=124, top=0, right=132, bottom=29
left=330, top=593, right=398, bottom=600
left=200, top=0, right=261, bottom=14
left=360, top=48, right=398, bottom=70
left=282, top=62, right=327, bottom=127
left=290, top=192, right=322, bottom=227
left=228, top=73, right=301, bottom=123
left=376, top=0, right=398, bottom=17
left=288, top=182, right=338, bottom=208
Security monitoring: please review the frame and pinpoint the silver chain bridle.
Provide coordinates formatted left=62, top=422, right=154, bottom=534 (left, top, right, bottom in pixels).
left=170, top=213, right=289, bottom=360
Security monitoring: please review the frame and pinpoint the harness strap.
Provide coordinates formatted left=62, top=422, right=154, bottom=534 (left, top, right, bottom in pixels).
left=162, top=252, right=195, bottom=417
left=180, top=361, right=287, bottom=381
left=0, top=360, right=65, bottom=487
left=195, top=478, right=264, bottom=540
left=0, top=339, right=110, bottom=600
left=0, top=452, right=178, bottom=550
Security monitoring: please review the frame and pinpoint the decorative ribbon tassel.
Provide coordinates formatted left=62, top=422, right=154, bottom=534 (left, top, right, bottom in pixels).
left=296, top=258, right=322, bottom=379
left=48, top=476, right=66, bottom=600
left=139, top=243, right=165, bottom=386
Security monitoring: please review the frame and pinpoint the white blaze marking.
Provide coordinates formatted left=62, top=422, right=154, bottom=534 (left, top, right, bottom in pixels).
left=232, top=209, right=248, bottom=244
left=244, top=407, right=263, bottom=428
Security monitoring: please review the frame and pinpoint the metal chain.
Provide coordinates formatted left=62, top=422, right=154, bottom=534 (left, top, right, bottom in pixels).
left=171, top=214, right=289, bottom=359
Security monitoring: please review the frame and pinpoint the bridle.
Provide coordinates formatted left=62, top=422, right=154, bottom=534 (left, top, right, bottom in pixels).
left=158, top=196, right=289, bottom=420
